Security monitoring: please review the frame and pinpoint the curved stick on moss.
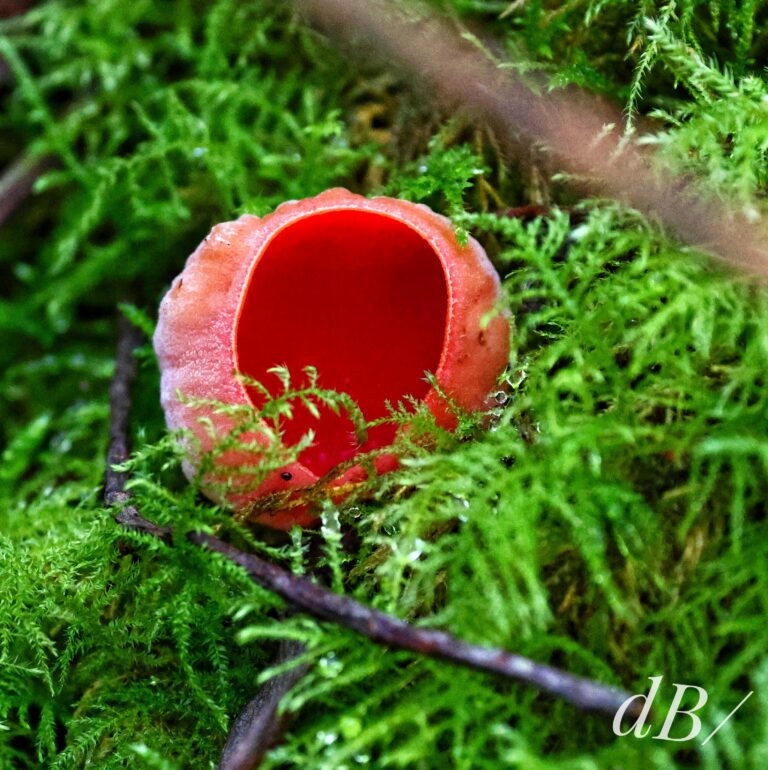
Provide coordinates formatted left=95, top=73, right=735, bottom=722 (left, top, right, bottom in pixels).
left=0, top=150, right=51, bottom=228
left=189, top=529, right=640, bottom=717
left=217, top=640, right=308, bottom=770
left=104, top=311, right=171, bottom=542
left=108, top=310, right=641, bottom=769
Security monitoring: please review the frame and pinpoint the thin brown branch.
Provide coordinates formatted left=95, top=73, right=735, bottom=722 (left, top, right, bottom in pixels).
left=0, top=150, right=50, bottom=227
left=299, top=0, right=768, bottom=279
left=218, top=640, right=308, bottom=770
left=0, top=2, right=52, bottom=216
left=105, top=312, right=173, bottom=543
left=0, top=0, right=32, bottom=19
left=189, top=529, right=638, bottom=716
left=114, top=504, right=173, bottom=542
left=107, top=311, right=298, bottom=768
left=0, top=57, right=11, bottom=86
left=104, top=313, right=142, bottom=507
left=106, top=314, right=641, bottom=770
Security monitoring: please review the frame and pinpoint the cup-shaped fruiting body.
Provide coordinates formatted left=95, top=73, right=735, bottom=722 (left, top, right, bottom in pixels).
left=154, top=188, right=509, bottom=529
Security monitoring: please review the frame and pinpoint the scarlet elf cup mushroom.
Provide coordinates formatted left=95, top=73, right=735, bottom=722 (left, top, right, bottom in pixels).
left=154, top=188, right=509, bottom=529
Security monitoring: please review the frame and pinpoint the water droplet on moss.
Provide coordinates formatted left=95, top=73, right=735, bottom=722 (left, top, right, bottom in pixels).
left=317, top=730, right=338, bottom=746
left=318, top=653, right=343, bottom=678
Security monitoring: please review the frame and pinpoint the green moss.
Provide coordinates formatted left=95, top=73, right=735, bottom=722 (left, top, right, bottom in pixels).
left=2, top=0, right=768, bottom=767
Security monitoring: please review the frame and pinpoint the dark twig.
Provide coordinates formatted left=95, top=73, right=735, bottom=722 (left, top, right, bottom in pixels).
left=190, top=530, right=637, bottom=716
left=106, top=314, right=640, bottom=770
left=0, top=1, right=43, bottom=207
left=113, top=503, right=174, bottom=541
left=107, top=312, right=301, bottom=768
left=0, top=2, right=51, bottom=217
left=0, top=0, right=33, bottom=19
left=104, top=314, right=142, bottom=506
left=218, top=640, right=308, bottom=770
left=0, top=150, right=51, bottom=227
left=0, top=57, right=10, bottom=86
left=105, top=313, right=173, bottom=543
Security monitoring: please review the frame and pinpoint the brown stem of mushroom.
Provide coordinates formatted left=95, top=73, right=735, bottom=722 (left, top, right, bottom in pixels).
left=299, top=0, right=768, bottom=279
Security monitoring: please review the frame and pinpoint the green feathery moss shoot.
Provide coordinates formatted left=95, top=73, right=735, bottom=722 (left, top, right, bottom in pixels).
left=2, top=0, right=768, bottom=767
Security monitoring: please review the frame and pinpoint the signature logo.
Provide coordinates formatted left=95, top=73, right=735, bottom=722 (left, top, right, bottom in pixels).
left=613, top=676, right=753, bottom=743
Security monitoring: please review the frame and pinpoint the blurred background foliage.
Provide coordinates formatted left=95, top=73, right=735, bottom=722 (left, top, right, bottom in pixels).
left=2, top=0, right=768, bottom=767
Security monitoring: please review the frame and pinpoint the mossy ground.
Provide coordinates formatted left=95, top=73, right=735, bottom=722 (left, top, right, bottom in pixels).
left=2, top=1, right=768, bottom=767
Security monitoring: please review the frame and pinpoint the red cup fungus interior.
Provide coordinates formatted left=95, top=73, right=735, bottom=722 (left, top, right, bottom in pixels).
left=154, top=188, right=510, bottom=529
left=235, top=210, right=448, bottom=477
